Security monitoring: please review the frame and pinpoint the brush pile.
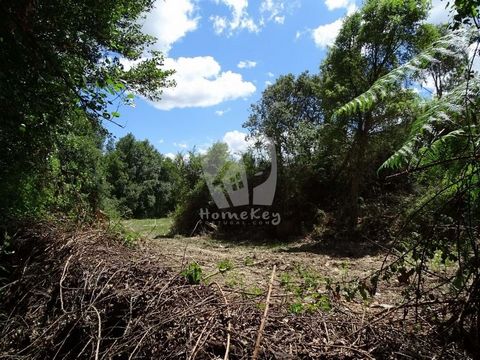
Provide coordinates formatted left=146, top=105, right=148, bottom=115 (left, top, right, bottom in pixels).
left=0, top=223, right=471, bottom=359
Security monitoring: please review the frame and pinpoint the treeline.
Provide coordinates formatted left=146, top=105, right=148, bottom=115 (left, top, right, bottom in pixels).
left=172, top=0, right=470, bottom=239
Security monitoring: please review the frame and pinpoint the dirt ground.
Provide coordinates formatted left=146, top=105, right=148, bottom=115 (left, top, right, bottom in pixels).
left=141, top=235, right=403, bottom=310
left=0, top=223, right=470, bottom=359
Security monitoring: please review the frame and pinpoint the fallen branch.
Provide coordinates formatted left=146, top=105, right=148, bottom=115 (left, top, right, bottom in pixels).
left=252, top=264, right=276, bottom=360
left=211, top=282, right=232, bottom=360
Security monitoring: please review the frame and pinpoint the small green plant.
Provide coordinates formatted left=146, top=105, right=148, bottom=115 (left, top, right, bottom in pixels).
left=182, top=262, right=203, bottom=284
left=243, top=256, right=254, bottom=266
left=107, top=222, right=140, bottom=247
left=340, top=261, right=350, bottom=281
left=279, top=272, right=292, bottom=289
left=217, top=259, right=234, bottom=273
left=295, top=265, right=321, bottom=291
left=316, top=294, right=332, bottom=312
left=289, top=302, right=304, bottom=314
left=246, top=286, right=263, bottom=298
left=225, top=273, right=245, bottom=289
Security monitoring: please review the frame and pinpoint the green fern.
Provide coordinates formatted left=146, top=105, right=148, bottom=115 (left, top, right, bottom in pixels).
left=380, top=78, right=480, bottom=171
left=334, top=28, right=471, bottom=118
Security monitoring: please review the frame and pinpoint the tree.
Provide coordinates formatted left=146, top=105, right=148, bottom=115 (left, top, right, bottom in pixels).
left=319, top=0, right=429, bottom=232
left=105, top=134, right=176, bottom=218
left=0, top=0, right=174, bottom=220
left=337, top=23, right=480, bottom=347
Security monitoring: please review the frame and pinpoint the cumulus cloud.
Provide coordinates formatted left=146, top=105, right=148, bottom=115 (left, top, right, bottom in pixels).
left=211, top=0, right=293, bottom=35
left=165, top=152, right=176, bottom=160
left=142, top=0, right=199, bottom=53
left=237, top=60, right=257, bottom=69
left=210, top=0, right=259, bottom=35
left=223, top=130, right=253, bottom=154
left=324, top=0, right=353, bottom=11
left=149, top=56, right=256, bottom=110
left=312, top=18, right=344, bottom=49
left=260, top=0, right=286, bottom=24
left=311, top=0, right=356, bottom=49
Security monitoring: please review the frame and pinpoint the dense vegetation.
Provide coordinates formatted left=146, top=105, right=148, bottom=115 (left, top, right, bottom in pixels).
left=1, top=0, right=479, bottom=357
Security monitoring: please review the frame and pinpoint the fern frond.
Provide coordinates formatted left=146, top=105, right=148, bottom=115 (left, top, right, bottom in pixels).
left=379, top=77, right=480, bottom=172
left=334, top=28, right=471, bottom=118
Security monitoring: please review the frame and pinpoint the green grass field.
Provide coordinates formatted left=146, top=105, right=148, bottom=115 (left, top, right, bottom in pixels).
left=122, top=218, right=173, bottom=238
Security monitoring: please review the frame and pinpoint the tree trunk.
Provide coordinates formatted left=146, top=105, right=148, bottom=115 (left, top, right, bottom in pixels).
left=345, top=115, right=370, bottom=234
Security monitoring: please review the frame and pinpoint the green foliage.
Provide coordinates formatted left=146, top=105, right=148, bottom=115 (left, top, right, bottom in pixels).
left=243, top=256, right=255, bottom=266
left=335, top=28, right=471, bottom=119
left=182, top=262, right=203, bottom=285
left=217, top=259, right=234, bottom=273
left=0, top=0, right=174, bottom=222
left=289, top=302, right=304, bottom=314
left=335, top=3, right=480, bottom=335
left=104, top=134, right=177, bottom=218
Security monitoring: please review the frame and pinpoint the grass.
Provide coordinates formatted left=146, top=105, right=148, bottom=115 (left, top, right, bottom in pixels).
left=122, top=218, right=173, bottom=238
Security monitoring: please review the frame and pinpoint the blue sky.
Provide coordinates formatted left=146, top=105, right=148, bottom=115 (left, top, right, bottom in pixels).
left=105, top=0, right=449, bottom=158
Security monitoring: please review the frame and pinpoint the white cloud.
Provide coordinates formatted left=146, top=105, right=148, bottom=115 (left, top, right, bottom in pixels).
left=215, top=108, right=231, bottom=116
left=312, top=18, right=344, bottom=48
left=267, top=72, right=274, bottom=77
left=237, top=60, right=257, bottom=69
left=150, top=56, right=256, bottom=110
left=265, top=80, right=273, bottom=86
left=142, top=0, right=199, bottom=53
left=223, top=130, right=253, bottom=154
left=174, top=142, right=188, bottom=149
left=211, top=0, right=293, bottom=35
left=260, top=0, right=286, bottom=24
left=324, top=0, right=352, bottom=11
left=158, top=139, right=164, bottom=144
left=210, top=0, right=259, bottom=35
left=427, top=0, right=452, bottom=24
left=165, top=152, right=176, bottom=160
left=211, top=15, right=228, bottom=34
left=311, top=1, right=356, bottom=49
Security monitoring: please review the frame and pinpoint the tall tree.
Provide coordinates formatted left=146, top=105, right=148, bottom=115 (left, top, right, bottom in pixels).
left=319, top=0, right=429, bottom=232
left=0, top=0, right=174, bottom=219
left=105, top=134, right=175, bottom=218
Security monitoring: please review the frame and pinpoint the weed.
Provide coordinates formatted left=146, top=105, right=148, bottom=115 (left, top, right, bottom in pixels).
left=289, top=302, right=303, bottom=314
left=225, top=273, right=245, bottom=289
left=217, top=259, right=234, bottom=273
left=182, top=262, right=203, bottom=284
left=243, top=256, right=254, bottom=266
left=246, top=286, right=263, bottom=298
left=279, top=272, right=292, bottom=288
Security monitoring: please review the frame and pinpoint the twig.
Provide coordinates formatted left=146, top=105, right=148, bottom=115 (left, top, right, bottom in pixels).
left=211, top=282, right=232, bottom=360
left=128, top=327, right=151, bottom=360
left=60, top=255, right=73, bottom=313
left=188, top=314, right=215, bottom=360
left=92, top=306, right=102, bottom=360
left=252, top=264, right=276, bottom=360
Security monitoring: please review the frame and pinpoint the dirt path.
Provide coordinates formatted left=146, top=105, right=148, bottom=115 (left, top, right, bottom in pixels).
left=140, top=235, right=401, bottom=308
